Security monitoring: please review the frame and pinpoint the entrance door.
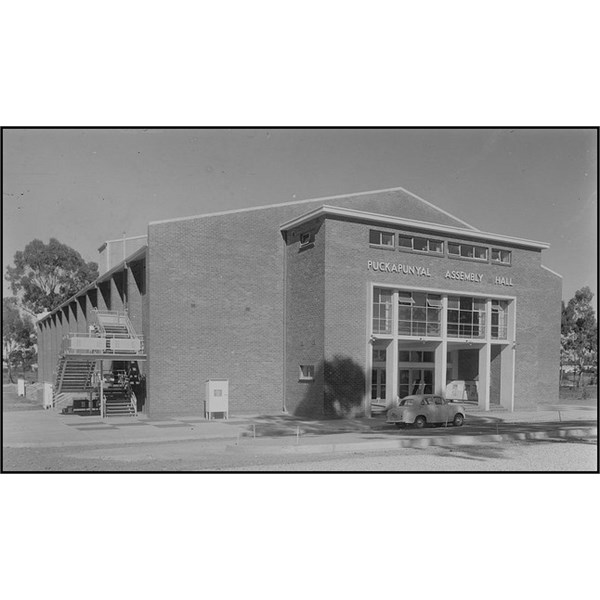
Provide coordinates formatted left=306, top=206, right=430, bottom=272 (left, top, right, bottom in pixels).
left=398, top=368, right=434, bottom=398
left=371, top=368, right=387, bottom=401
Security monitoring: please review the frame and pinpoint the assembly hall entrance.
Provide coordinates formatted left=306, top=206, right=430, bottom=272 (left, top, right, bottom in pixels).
left=368, top=286, right=516, bottom=414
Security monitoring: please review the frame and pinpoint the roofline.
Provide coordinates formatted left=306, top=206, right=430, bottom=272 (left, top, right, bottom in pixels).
left=541, top=264, right=563, bottom=278
left=37, top=246, right=148, bottom=325
left=279, top=205, right=551, bottom=250
left=97, top=234, right=147, bottom=253
left=148, top=185, right=479, bottom=231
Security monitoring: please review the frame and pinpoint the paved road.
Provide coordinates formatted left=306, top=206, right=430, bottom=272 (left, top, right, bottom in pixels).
left=3, top=436, right=596, bottom=471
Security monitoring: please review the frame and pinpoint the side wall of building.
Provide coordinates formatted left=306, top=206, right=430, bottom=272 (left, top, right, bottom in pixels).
left=147, top=209, right=287, bottom=416
left=145, top=189, right=466, bottom=416
left=513, top=267, right=562, bottom=406
left=35, top=256, right=148, bottom=392
left=284, top=218, right=326, bottom=416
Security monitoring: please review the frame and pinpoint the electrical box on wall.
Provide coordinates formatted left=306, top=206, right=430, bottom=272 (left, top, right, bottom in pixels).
left=205, top=379, right=229, bottom=419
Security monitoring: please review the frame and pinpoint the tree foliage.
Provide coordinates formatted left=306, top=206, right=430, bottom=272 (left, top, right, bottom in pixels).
left=561, top=286, right=598, bottom=386
left=5, top=238, right=99, bottom=315
left=3, top=297, right=36, bottom=383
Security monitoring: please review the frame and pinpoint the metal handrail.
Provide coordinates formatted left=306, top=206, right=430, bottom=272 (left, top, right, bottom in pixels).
left=61, top=333, right=145, bottom=355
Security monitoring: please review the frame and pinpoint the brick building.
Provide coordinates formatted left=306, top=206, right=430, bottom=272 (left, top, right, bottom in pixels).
left=37, top=187, right=562, bottom=418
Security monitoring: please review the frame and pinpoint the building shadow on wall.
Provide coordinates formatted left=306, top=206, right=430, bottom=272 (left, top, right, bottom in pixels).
left=294, top=355, right=366, bottom=419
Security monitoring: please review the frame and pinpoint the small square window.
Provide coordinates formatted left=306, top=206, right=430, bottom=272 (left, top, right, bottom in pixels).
left=448, top=243, right=460, bottom=255
left=299, top=365, right=315, bottom=381
left=427, top=295, right=442, bottom=308
left=300, top=233, right=311, bottom=246
left=492, top=248, right=511, bottom=264
left=429, top=240, right=443, bottom=253
left=413, top=237, right=428, bottom=251
left=398, top=235, right=412, bottom=248
left=461, top=245, right=475, bottom=258
left=473, top=246, right=488, bottom=260
left=447, top=297, right=460, bottom=309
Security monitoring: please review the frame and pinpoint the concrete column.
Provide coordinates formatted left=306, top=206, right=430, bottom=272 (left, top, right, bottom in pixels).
left=435, top=296, right=448, bottom=396
left=501, top=299, right=517, bottom=411
left=485, top=298, right=492, bottom=342
left=478, top=344, right=491, bottom=410
left=389, top=289, right=399, bottom=404
left=499, top=343, right=515, bottom=411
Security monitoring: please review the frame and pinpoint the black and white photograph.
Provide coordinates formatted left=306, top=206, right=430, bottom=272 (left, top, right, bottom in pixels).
left=1, top=4, right=598, bottom=600
left=3, top=127, right=597, bottom=473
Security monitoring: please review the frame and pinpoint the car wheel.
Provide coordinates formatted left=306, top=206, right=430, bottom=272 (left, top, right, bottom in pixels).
left=395, top=422, right=405, bottom=429
left=414, top=415, right=426, bottom=429
left=453, top=413, right=464, bottom=427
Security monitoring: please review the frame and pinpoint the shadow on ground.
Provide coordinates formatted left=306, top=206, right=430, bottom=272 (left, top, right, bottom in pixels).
left=240, top=414, right=598, bottom=440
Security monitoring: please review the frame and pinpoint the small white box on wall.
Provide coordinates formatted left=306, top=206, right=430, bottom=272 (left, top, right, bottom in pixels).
left=205, top=379, right=229, bottom=419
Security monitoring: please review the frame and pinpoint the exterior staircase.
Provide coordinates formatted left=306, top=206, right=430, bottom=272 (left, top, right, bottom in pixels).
left=93, top=310, right=137, bottom=338
left=53, top=357, right=96, bottom=410
left=103, top=377, right=136, bottom=417
left=52, top=310, right=143, bottom=416
left=55, top=357, right=96, bottom=393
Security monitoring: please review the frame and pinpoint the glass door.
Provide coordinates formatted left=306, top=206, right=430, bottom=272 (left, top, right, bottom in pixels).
left=398, top=368, right=434, bottom=398
left=371, top=368, right=386, bottom=401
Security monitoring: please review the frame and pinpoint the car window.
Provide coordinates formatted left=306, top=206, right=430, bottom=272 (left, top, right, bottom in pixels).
left=433, top=397, right=444, bottom=405
left=420, top=399, right=429, bottom=406
left=400, top=399, right=414, bottom=406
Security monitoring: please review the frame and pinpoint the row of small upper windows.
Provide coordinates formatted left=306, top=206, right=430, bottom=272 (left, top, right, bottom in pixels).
left=369, top=229, right=512, bottom=265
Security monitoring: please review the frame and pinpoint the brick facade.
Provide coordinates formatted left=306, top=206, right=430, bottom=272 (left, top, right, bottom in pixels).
left=37, top=187, right=561, bottom=418
left=146, top=188, right=473, bottom=416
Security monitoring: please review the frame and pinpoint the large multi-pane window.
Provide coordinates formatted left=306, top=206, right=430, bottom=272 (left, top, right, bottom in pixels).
left=372, top=288, right=393, bottom=333
left=491, top=299, right=509, bottom=339
left=398, top=292, right=442, bottom=337
left=447, top=296, right=486, bottom=338
left=372, top=288, right=510, bottom=341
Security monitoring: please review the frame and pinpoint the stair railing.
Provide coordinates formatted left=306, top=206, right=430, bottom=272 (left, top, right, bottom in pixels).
left=127, top=382, right=138, bottom=417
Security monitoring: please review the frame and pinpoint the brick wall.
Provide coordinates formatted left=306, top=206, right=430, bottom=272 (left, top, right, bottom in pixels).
left=490, top=345, right=502, bottom=404
left=284, top=218, right=326, bottom=416
left=141, top=190, right=561, bottom=416
left=147, top=209, right=287, bottom=416
left=146, top=188, right=466, bottom=416
left=321, top=217, right=561, bottom=410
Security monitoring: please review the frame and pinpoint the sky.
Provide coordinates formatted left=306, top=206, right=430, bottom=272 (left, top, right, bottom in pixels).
left=2, top=128, right=597, bottom=311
